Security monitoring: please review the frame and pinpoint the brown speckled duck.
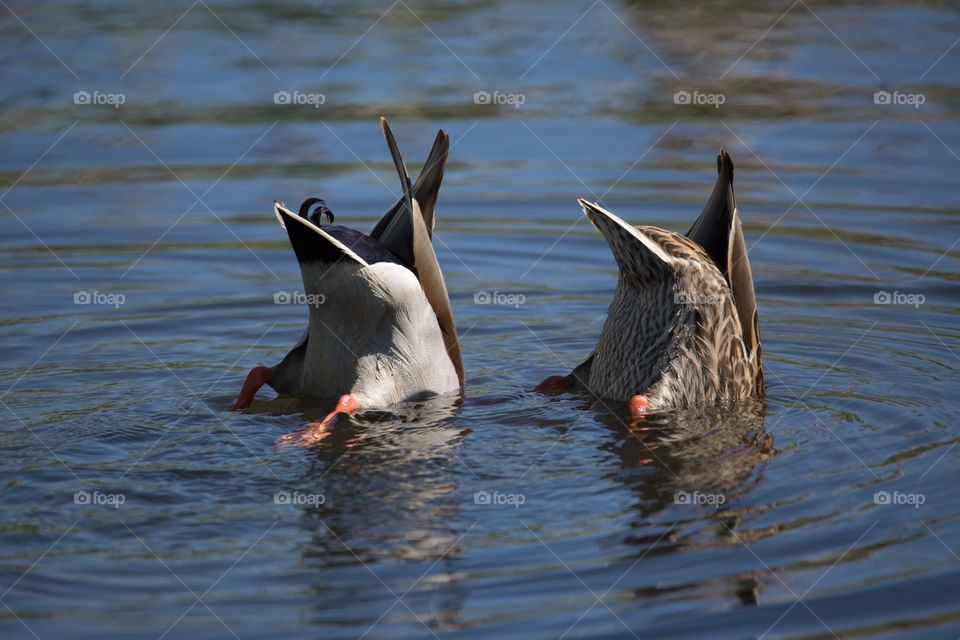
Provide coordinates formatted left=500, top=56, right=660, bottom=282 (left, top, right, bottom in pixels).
left=536, top=150, right=763, bottom=417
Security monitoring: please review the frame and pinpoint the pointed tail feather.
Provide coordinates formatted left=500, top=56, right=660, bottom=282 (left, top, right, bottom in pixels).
left=370, top=117, right=417, bottom=268
left=380, top=116, right=415, bottom=218
left=370, top=120, right=462, bottom=385
left=372, top=127, right=450, bottom=247
left=579, top=199, right=674, bottom=283
left=687, top=149, right=736, bottom=273
left=410, top=129, right=449, bottom=235
left=686, top=150, right=762, bottom=374
left=409, top=198, right=464, bottom=385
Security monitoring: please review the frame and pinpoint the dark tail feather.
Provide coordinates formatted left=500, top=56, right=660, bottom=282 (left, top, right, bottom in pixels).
left=686, top=150, right=762, bottom=372
left=687, top=149, right=736, bottom=277
left=369, top=117, right=416, bottom=268
left=411, top=129, right=449, bottom=236
left=372, top=126, right=450, bottom=249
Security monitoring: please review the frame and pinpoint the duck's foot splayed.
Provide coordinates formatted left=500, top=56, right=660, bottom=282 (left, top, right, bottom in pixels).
left=275, top=394, right=361, bottom=447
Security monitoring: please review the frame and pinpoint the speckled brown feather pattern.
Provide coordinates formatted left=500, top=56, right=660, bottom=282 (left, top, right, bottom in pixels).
left=576, top=191, right=762, bottom=411
left=644, top=227, right=756, bottom=409
left=641, top=226, right=714, bottom=265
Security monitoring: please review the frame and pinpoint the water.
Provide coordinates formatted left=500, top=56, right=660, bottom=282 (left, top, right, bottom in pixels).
left=2, top=1, right=960, bottom=638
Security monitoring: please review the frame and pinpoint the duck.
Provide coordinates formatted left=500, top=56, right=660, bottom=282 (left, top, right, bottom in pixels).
left=535, top=150, right=763, bottom=418
left=234, top=118, right=464, bottom=434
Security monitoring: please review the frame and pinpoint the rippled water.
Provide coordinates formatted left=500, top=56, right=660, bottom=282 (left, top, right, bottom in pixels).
left=2, top=1, right=960, bottom=638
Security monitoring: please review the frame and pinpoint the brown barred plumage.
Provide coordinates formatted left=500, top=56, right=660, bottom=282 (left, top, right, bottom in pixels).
left=571, top=150, right=763, bottom=411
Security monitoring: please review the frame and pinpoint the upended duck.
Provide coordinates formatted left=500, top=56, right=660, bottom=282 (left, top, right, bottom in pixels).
left=536, top=150, right=763, bottom=417
left=234, top=118, right=464, bottom=434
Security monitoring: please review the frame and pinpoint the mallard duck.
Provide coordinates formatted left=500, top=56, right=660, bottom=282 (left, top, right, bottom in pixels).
left=235, top=118, right=464, bottom=433
left=536, top=150, right=763, bottom=417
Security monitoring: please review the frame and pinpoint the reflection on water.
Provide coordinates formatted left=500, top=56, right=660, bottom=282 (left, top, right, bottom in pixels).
left=2, top=0, right=960, bottom=638
left=297, top=418, right=472, bottom=632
